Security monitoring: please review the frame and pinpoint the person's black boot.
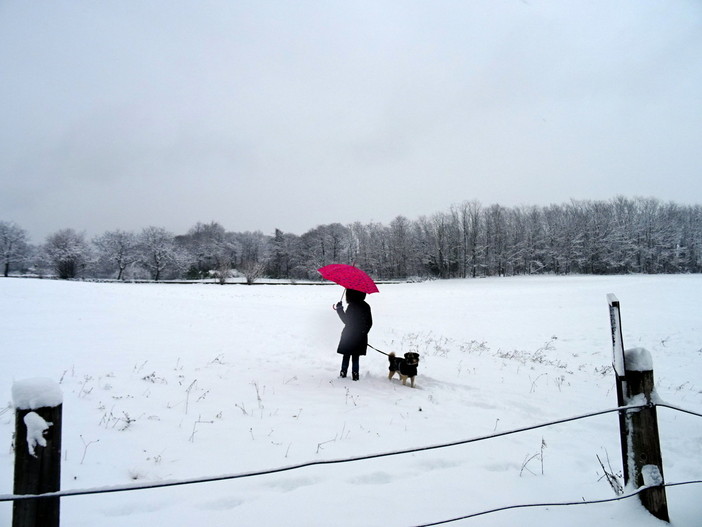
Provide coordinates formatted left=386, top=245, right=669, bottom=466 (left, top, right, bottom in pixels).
left=352, top=372, right=359, bottom=381
left=340, top=370, right=347, bottom=378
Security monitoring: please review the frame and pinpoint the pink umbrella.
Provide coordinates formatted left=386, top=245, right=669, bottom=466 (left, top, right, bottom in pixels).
left=317, top=264, right=379, bottom=294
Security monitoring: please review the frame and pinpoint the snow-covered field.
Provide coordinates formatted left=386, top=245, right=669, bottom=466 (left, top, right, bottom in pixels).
left=1, top=275, right=701, bottom=526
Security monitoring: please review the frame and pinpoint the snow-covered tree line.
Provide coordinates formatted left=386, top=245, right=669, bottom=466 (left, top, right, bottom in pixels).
left=2, top=197, right=701, bottom=281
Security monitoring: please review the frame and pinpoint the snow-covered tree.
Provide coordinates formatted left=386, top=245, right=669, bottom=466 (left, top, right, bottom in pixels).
left=267, top=229, right=301, bottom=279
left=10, top=196, right=701, bottom=281
left=230, top=230, right=270, bottom=284
left=484, top=204, right=508, bottom=277
left=298, top=224, right=350, bottom=275
left=93, top=230, right=138, bottom=280
left=177, top=222, right=239, bottom=282
left=137, top=227, right=184, bottom=281
left=43, top=229, right=90, bottom=279
left=388, top=216, right=412, bottom=279
left=348, top=221, right=383, bottom=277
left=0, top=221, right=30, bottom=277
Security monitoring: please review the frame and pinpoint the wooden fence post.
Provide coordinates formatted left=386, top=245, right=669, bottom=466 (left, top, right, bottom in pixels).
left=607, top=294, right=630, bottom=486
left=608, top=295, right=669, bottom=522
left=12, top=378, right=63, bottom=527
left=624, top=348, right=669, bottom=522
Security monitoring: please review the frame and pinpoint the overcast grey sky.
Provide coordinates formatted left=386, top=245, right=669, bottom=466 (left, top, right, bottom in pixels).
left=1, top=0, right=701, bottom=242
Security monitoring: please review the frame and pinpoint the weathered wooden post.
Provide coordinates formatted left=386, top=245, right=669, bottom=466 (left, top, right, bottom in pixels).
left=607, top=294, right=629, bottom=485
left=624, top=347, right=669, bottom=522
left=607, top=295, right=669, bottom=522
left=12, top=378, right=63, bottom=527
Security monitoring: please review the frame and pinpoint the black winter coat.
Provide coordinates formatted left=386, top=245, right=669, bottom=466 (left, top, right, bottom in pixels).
left=336, top=300, right=373, bottom=356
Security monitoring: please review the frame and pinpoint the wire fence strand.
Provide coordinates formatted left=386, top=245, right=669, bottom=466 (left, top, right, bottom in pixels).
left=658, top=402, right=702, bottom=419
left=0, top=404, right=641, bottom=502
left=412, top=480, right=702, bottom=527
left=1, top=400, right=700, bottom=519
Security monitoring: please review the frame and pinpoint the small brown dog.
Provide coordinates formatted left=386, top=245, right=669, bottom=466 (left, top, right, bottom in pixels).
left=388, top=352, right=420, bottom=388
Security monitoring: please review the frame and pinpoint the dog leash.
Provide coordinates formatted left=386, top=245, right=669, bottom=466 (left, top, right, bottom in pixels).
left=367, top=343, right=390, bottom=356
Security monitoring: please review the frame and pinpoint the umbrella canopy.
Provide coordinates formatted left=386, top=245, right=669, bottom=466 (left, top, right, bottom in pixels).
left=317, top=264, right=379, bottom=294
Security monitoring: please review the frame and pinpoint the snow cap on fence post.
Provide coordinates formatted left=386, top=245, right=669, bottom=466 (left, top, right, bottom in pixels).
left=12, top=377, right=63, bottom=410
left=624, top=347, right=653, bottom=372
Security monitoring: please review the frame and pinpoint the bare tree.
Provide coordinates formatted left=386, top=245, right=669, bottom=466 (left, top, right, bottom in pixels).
left=268, top=229, right=301, bottom=279
left=234, top=230, right=270, bottom=281
left=137, top=227, right=183, bottom=281
left=93, top=230, right=138, bottom=280
left=682, top=205, right=702, bottom=272
left=484, top=204, right=508, bottom=277
left=388, top=216, right=411, bottom=279
left=430, top=212, right=452, bottom=278
left=461, top=201, right=483, bottom=278
left=0, top=221, right=30, bottom=277
left=178, top=222, right=239, bottom=282
left=240, top=260, right=266, bottom=285
left=43, top=229, right=90, bottom=279
left=10, top=196, right=702, bottom=282
left=347, top=221, right=388, bottom=278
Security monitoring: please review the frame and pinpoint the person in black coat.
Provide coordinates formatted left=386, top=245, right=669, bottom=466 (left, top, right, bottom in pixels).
left=334, top=288, right=373, bottom=381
